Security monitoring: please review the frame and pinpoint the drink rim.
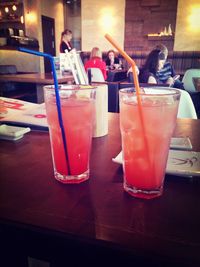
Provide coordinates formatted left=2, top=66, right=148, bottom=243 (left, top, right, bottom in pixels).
left=119, top=87, right=181, bottom=97
left=44, top=84, right=97, bottom=91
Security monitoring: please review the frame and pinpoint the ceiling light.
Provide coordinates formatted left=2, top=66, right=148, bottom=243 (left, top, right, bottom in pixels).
left=12, top=5, right=17, bottom=11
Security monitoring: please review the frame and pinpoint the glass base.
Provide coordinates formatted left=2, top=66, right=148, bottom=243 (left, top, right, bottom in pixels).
left=124, top=182, right=163, bottom=199
left=54, top=168, right=89, bottom=184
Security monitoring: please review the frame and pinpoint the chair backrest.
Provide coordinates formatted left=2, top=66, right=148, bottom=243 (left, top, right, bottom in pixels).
left=0, top=65, right=17, bottom=75
left=87, top=68, right=105, bottom=82
left=149, top=87, right=197, bottom=119
left=182, top=69, right=200, bottom=93
left=176, top=89, right=197, bottom=119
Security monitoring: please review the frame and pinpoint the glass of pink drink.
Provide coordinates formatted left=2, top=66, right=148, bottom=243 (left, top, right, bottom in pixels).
left=119, top=88, right=180, bottom=199
left=44, top=85, right=96, bottom=184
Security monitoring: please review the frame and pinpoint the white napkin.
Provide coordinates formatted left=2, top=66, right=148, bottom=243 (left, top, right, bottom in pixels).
left=0, top=124, right=30, bottom=141
left=112, top=150, right=200, bottom=177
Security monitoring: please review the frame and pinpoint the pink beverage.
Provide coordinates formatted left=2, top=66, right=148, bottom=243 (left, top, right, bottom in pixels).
left=119, top=88, right=180, bottom=199
left=44, top=85, right=96, bottom=184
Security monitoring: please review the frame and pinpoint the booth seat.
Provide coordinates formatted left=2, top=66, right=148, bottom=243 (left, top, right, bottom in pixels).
left=80, top=51, right=200, bottom=77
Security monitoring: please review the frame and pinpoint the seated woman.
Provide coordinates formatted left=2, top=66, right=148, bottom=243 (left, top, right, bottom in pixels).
left=154, top=44, right=184, bottom=89
left=105, top=50, right=121, bottom=70
left=84, top=47, right=107, bottom=80
left=139, top=49, right=166, bottom=84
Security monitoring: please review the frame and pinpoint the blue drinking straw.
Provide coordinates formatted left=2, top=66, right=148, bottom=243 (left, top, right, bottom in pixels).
left=18, top=47, right=71, bottom=175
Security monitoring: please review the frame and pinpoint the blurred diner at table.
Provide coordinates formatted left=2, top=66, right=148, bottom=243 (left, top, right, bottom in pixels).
left=105, top=50, right=122, bottom=70
left=138, top=49, right=166, bottom=84
left=154, top=44, right=184, bottom=89
left=84, top=47, right=107, bottom=80
left=59, top=29, right=73, bottom=53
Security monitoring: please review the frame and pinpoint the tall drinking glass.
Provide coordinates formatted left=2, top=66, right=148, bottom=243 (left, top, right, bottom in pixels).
left=119, top=87, right=180, bottom=199
left=44, top=85, right=96, bottom=184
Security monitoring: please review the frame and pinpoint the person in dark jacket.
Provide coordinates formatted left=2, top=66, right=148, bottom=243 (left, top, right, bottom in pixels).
left=105, top=50, right=121, bottom=70
left=60, top=29, right=73, bottom=53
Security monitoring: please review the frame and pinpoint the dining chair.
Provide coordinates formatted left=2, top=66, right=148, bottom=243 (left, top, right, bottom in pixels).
left=192, top=77, right=200, bottom=91
left=0, top=65, right=18, bottom=97
left=0, top=65, right=17, bottom=74
left=182, top=69, right=200, bottom=93
left=149, top=87, right=197, bottom=119
left=176, top=89, right=197, bottom=119
left=87, top=68, right=105, bottom=82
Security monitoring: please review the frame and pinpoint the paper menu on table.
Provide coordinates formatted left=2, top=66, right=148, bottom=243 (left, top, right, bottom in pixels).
left=0, top=97, right=48, bottom=128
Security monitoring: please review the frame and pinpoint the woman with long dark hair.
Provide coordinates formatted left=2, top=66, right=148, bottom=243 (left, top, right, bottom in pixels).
left=139, top=49, right=166, bottom=84
left=105, top=50, right=120, bottom=70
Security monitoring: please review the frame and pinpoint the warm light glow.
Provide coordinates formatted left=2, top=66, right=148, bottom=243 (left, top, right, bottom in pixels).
left=12, top=5, right=17, bottom=11
left=99, top=8, right=115, bottom=32
left=26, top=12, right=37, bottom=24
left=148, top=24, right=172, bottom=37
left=20, top=15, right=24, bottom=24
left=188, top=6, right=200, bottom=32
left=101, top=14, right=113, bottom=27
left=5, top=7, right=9, bottom=13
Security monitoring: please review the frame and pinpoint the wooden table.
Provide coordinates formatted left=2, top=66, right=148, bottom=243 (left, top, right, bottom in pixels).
left=0, top=114, right=200, bottom=267
left=0, top=72, right=74, bottom=103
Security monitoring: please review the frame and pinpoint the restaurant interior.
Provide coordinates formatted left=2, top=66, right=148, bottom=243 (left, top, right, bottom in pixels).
left=0, top=0, right=200, bottom=113
left=0, top=0, right=200, bottom=267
